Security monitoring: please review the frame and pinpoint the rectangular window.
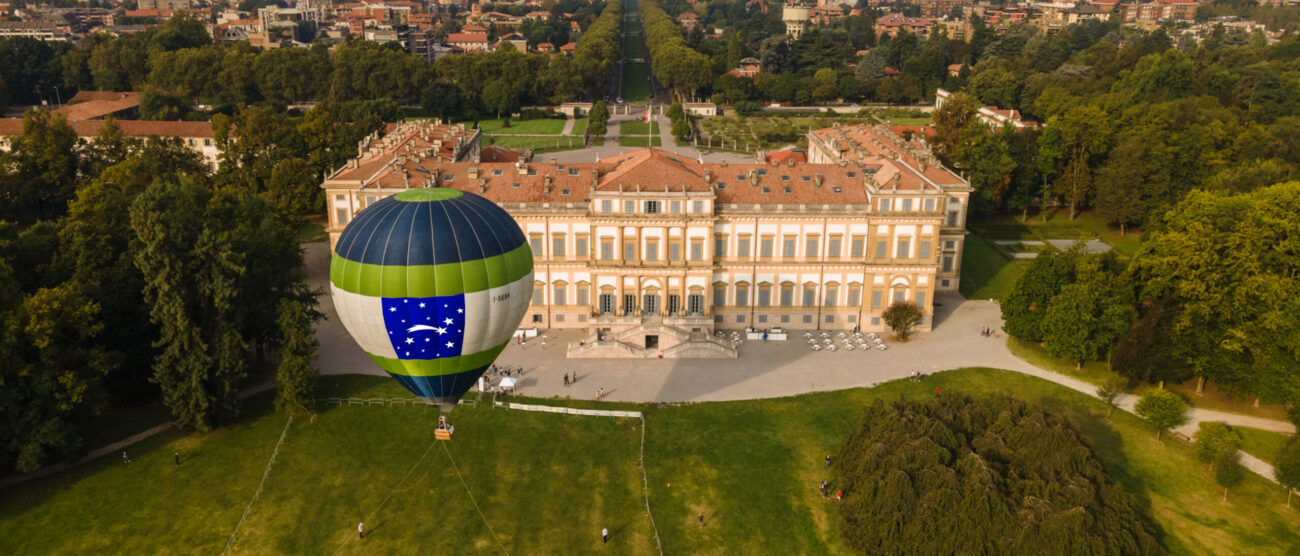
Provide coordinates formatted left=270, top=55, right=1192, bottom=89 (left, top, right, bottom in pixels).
left=715, top=236, right=727, bottom=257
left=780, top=286, right=793, bottom=307
left=575, top=236, right=588, bottom=256
left=783, top=236, right=796, bottom=258
left=690, top=239, right=703, bottom=261
left=736, top=286, right=749, bottom=306
left=335, top=208, right=348, bottom=225
left=876, top=241, right=888, bottom=259
left=825, top=287, right=838, bottom=307
left=601, top=200, right=612, bottom=213
left=902, top=199, right=913, bottom=211
left=758, top=315, right=768, bottom=323
left=553, top=285, right=566, bottom=306
left=530, top=236, right=543, bottom=255
left=714, top=287, right=725, bottom=306
left=851, top=237, right=865, bottom=258
left=923, top=198, right=935, bottom=211
left=601, top=239, right=614, bottom=260
left=871, top=291, right=882, bottom=309
left=623, top=294, right=636, bottom=315
left=781, top=314, right=790, bottom=323
left=624, top=242, right=636, bottom=261
left=942, top=256, right=954, bottom=272
left=577, top=287, right=588, bottom=306
left=688, top=294, right=703, bottom=315
left=916, top=291, right=926, bottom=308
left=737, top=314, right=745, bottom=323
left=646, top=240, right=659, bottom=261
left=552, top=237, right=565, bottom=257
left=625, top=200, right=635, bottom=213
left=645, top=201, right=660, bottom=214
left=805, top=237, right=818, bottom=259
left=668, top=243, right=681, bottom=261
left=880, top=198, right=892, bottom=211
left=578, top=313, right=587, bottom=322
left=760, top=237, right=774, bottom=258
left=758, top=287, right=771, bottom=307
left=893, top=290, right=906, bottom=304
left=948, top=212, right=959, bottom=226
left=828, top=237, right=841, bottom=259
left=896, top=239, right=910, bottom=259
left=532, top=287, right=543, bottom=306
left=599, top=293, right=614, bottom=314
left=803, top=314, right=813, bottom=323
left=738, top=237, right=751, bottom=257
left=825, top=315, right=835, bottom=323
left=670, top=200, right=680, bottom=214
left=555, top=314, right=564, bottom=322
left=920, top=241, right=931, bottom=259
left=693, top=200, right=704, bottom=213
left=848, top=288, right=860, bottom=307
left=802, top=288, right=815, bottom=306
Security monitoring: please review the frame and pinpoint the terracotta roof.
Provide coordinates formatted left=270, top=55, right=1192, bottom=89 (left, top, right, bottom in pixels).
left=764, top=146, right=807, bottom=165
left=560, top=42, right=577, bottom=51
left=448, top=33, right=488, bottom=43
left=51, top=91, right=141, bottom=121
left=0, top=118, right=213, bottom=138
left=808, top=125, right=963, bottom=191
left=889, top=125, right=936, bottom=138
left=480, top=145, right=525, bottom=163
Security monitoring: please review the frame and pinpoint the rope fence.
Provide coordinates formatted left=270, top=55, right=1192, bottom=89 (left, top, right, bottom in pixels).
left=222, top=415, right=294, bottom=554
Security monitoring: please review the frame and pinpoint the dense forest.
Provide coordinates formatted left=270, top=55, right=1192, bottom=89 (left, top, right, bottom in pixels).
left=836, top=394, right=1160, bottom=555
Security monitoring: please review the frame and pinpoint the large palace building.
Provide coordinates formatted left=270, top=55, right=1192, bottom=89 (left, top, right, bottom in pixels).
left=321, top=120, right=970, bottom=358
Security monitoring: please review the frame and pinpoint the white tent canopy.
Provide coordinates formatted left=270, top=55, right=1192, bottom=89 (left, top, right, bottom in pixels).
left=499, top=377, right=517, bottom=389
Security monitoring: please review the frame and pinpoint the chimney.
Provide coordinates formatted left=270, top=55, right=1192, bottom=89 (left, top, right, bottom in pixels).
left=703, top=169, right=712, bottom=184
left=468, top=166, right=479, bottom=179
left=749, top=171, right=759, bottom=187
left=720, top=160, right=727, bottom=167
left=550, top=157, right=558, bottom=166
left=479, top=178, right=488, bottom=194
left=814, top=175, right=823, bottom=188
left=543, top=175, right=553, bottom=195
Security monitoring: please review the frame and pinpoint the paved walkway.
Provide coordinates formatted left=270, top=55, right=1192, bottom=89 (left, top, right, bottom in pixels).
left=560, top=118, right=575, bottom=135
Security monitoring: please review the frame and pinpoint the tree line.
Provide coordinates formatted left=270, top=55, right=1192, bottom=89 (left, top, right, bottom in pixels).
left=1002, top=182, right=1300, bottom=425
left=836, top=393, right=1160, bottom=554
left=0, top=97, right=393, bottom=473
left=640, top=0, right=712, bottom=100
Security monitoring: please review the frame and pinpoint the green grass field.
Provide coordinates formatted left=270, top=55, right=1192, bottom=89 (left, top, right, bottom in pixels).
left=571, top=117, right=588, bottom=136
left=618, top=120, right=659, bottom=136
left=484, top=135, right=586, bottom=152
left=971, top=210, right=1143, bottom=258
left=475, top=118, right=567, bottom=135
left=618, top=136, right=662, bottom=147
left=959, top=233, right=1029, bottom=300
left=3, top=370, right=1299, bottom=554
left=621, top=63, right=652, bottom=101
left=1239, top=427, right=1291, bottom=465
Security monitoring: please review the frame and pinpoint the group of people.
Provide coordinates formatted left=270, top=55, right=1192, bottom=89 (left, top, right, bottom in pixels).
left=820, top=455, right=843, bottom=500
left=595, top=387, right=605, bottom=400
left=562, top=371, right=578, bottom=386
left=489, top=364, right=521, bottom=378
left=910, top=370, right=926, bottom=382
left=436, top=417, right=455, bottom=436
left=981, top=326, right=998, bottom=338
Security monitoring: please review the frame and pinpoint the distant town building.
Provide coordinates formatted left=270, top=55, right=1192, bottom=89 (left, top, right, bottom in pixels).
left=782, top=3, right=812, bottom=39
left=0, top=118, right=220, bottom=169
left=137, top=0, right=192, bottom=10
left=52, top=91, right=141, bottom=121
left=448, top=32, right=491, bottom=52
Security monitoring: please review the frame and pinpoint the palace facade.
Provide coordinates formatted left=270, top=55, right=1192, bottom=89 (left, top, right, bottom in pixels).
left=321, top=121, right=969, bottom=357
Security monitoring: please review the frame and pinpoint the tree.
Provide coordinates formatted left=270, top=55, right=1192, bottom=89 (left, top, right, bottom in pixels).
left=882, top=302, right=922, bottom=340
left=1274, top=436, right=1300, bottom=507
left=0, top=110, right=82, bottom=222
left=588, top=100, right=610, bottom=138
left=274, top=299, right=318, bottom=415
left=1040, top=256, right=1130, bottom=369
left=931, top=91, right=979, bottom=162
left=1215, top=449, right=1244, bottom=502
left=1134, top=389, right=1189, bottom=441
left=1039, top=105, right=1110, bottom=219
left=1194, top=422, right=1241, bottom=466
left=1001, top=245, right=1085, bottom=342
left=421, top=81, right=462, bottom=122
left=1111, top=294, right=1194, bottom=386
left=1096, top=377, right=1124, bottom=418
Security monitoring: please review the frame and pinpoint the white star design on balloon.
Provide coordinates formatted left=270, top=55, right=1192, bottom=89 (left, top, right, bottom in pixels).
left=444, top=318, right=454, bottom=325
left=457, top=308, right=464, bottom=314
left=405, top=337, right=414, bottom=345
left=389, top=307, right=396, bottom=312
left=419, top=302, right=426, bottom=308
left=433, top=326, right=447, bottom=335
left=446, top=341, right=455, bottom=348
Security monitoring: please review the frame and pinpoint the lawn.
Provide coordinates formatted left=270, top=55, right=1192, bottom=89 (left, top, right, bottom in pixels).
left=571, top=117, right=588, bottom=136
left=959, top=233, right=1029, bottom=300
left=1239, top=427, right=1292, bottom=465
left=621, top=63, right=652, bottom=101
left=475, top=118, right=567, bottom=135
left=1166, top=378, right=1291, bottom=422
left=618, top=136, right=662, bottom=147
left=484, top=135, right=586, bottom=152
left=618, top=120, right=659, bottom=136
left=971, top=209, right=1143, bottom=258
left=1005, top=336, right=1120, bottom=388
left=4, top=370, right=1299, bottom=554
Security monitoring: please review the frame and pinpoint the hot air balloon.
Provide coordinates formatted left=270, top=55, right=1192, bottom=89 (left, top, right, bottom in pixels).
left=329, top=188, right=533, bottom=410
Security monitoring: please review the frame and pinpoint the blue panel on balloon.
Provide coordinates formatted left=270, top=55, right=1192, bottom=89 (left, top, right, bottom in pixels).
left=381, top=295, right=467, bottom=360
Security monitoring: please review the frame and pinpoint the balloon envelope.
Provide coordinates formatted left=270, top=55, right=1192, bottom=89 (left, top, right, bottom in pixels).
left=329, top=188, right=533, bottom=406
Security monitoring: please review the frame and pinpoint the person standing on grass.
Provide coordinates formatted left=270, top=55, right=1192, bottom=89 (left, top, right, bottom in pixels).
left=698, top=513, right=704, bottom=527
left=602, top=527, right=609, bottom=544
left=122, top=451, right=130, bottom=464
left=174, top=451, right=180, bottom=466
left=358, top=522, right=364, bottom=540
left=825, top=454, right=831, bottom=467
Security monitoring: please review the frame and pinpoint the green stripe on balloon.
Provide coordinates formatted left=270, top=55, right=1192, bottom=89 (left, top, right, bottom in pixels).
left=366, top=339, right=510, bottom=377
left=331, top=243, right=533, bottom=297
left=393, top=188, right=464, bottom=202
